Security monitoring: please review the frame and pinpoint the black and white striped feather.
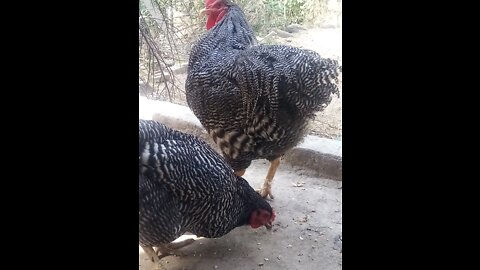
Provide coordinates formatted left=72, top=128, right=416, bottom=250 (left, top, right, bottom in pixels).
left=139, top=119, right=272, bottom=247
left=186, top=3, right=341, bottom=171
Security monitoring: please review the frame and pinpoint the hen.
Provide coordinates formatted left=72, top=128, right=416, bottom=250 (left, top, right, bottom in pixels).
left=186, top=0, right=341, bottom=199
left=139, top=119, right=275, bottom=269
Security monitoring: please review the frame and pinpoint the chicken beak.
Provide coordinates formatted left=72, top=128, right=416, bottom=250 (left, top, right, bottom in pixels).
left=265, top=223, right=273, bottom=230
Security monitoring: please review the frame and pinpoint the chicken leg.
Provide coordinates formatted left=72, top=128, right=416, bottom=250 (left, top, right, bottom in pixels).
left=257, top=157, right=281, bottom=199
left=155, top=238, right=196, bottom=258
left=141, top=245, right=164, bottom=270
left=141, top=239, right=195, bottom=270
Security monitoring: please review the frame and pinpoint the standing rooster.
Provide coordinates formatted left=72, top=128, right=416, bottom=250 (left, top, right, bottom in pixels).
left=139, top=119, right=275, bottom=269
left=186, top=0, right=341, bottom=199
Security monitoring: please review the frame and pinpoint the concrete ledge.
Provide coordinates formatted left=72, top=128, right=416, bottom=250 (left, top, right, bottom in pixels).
left=285, top=135, right=342, bottom=180
left=140, top=95, right=342, bottom=181
left=283, top=149, right=342, bottom=180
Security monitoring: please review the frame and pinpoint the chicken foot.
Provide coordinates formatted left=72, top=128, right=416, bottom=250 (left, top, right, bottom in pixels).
left=141, top=239, right=195, bottom=270
left=257, top=157, right=281, bottom=199
left=155, top=238, right=196, bottom=259
left=141, top=245, right=164, bottom=270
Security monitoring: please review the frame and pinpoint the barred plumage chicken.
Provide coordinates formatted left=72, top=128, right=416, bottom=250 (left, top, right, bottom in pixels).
left=139, top=119, right=275, bottom=269
left=186, top=0, right=341, bottom=199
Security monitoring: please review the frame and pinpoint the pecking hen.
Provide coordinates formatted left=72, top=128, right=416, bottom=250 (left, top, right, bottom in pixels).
left=186, top=0, right=341, bottom=199
left=139, top=119, right=275, bottom=269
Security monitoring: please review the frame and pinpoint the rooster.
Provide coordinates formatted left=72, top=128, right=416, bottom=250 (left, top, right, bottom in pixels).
left=185, top=0, right=341, bottom=199
left=139, top=119, right=275, bottom=269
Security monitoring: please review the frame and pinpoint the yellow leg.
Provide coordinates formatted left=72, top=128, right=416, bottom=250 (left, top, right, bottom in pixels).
left=156, top=238, right=196, bottom=259
left=257, top=157, right=281, bottom=199
left=141, top=245, right=164, bottom=270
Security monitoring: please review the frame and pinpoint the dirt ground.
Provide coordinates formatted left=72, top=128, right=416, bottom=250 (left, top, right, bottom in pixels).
left=139, top=160, right=342, bottom=270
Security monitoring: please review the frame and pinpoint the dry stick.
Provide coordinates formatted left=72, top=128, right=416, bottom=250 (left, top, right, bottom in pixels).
left=140, top=15, right=175, bottom=101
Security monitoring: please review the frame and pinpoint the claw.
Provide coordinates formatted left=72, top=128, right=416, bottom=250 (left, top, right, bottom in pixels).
left=155, top=238, right=196, bottom=259
left=256, top=187, right=274, bottom=200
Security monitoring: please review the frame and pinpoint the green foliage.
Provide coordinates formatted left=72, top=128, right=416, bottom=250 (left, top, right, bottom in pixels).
left=233, top=0, right=328, bottom=34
